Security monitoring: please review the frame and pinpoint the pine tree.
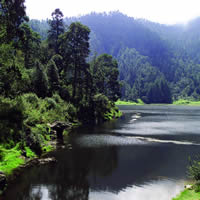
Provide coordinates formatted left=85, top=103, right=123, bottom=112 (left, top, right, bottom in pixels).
left=0, top=0, right=28, bottom=43
left=48, top=8, right=65, bottom=54
left=91, top=54, right=121, bottom=102
left=33, top=61, right=48, bottom=98
left=47, top=59, right=60, bottom=94
left=59, top=22, right=90, bottom=100
left=20, top=23, right=41, bottom=69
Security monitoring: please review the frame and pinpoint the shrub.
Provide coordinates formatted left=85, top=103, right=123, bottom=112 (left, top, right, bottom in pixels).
left=188, top=157, right=200, bottom=181
left=23, top=93, right=39, bottom=107
left=92, top=93, right=112, bottom=121
left=45, top=97, right=57, bottom=110
left=52, top=93, right=62, bottom=104
left=66, top=103, right=77, bottom=120
left=0, top=97, right=25, bottom=143
left=194, top=181, right=200, bottom=192
left=25, top=131, right=42, bottom=156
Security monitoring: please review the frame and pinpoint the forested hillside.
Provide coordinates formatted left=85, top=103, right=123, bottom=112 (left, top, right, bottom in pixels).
left=29, top=11, right=200, bottom=103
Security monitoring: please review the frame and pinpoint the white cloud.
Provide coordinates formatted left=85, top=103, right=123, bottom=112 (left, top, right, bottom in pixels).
left=25, top=0, right=200, bottom=24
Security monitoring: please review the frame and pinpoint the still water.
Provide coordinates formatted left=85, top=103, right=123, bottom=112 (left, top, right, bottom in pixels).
left=2, top=105, right=200, bottom=200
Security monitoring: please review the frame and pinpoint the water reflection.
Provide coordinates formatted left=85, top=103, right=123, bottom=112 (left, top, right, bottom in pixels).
left=2, top=146, right=118, bottom=200
left=90, top=179, right=185, bottom=200
left=2, top=105, right=200, bottom=200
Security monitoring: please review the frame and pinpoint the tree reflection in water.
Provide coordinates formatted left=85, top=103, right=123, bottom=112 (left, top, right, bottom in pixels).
left=2, top=145, right=118, bottom=200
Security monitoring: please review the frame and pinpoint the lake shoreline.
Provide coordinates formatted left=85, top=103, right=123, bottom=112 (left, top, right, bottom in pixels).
left=0, top=107, right=122, bottom=197
left=116, top=99, right=200, bottom=106
left=2, top=105, right=200, bottom=199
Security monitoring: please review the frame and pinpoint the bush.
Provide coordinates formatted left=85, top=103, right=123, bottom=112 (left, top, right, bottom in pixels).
left=45, top=97, right=57, bottom=110
left=92, top=93, right=112, bottom=121
left=23, top=93, right=39, bottom=107
left=188, top=157, right=200, bottom=181
left=0, top=97, right=25, bottom=143
left=194, top=181, right=200, bottom=192
left=52, top=93, right=62, bottom=104
left=66, top=103, right=77, bottom=120
left=26, top=130, right=42, bottom=156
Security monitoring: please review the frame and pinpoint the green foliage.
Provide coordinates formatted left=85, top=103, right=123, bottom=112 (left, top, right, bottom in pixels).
left=0, top=0, right=28, bottom=43
left=19, top=23, right=41, bottom=69
left=23, top=93, right=39, bottom=106
left=172, top=189, right=200, bottom=200
left=0, top=5, right=124, bottom=178
left=64, top=12, right=200, bottom=102
left=32, top=60, right=48, bottom=98
left=91, top=54, right=121, bottom=102
left=48, top=9, right=65, bottom=54
left=188, top=158, right=200, bottom=181
left=42, top=145, right=54, bottom=153
left=25, top=12, right=200, bottom=102
left=22, top=93, right=70, bottom=125
left=0, top=97, right=25, bottom=143
left=45, top=98, right=57, bottom=110
left=146, top=76, right=172, bottom=104
left=104, top=106, right=122, bottom=120
left=51, top=54, right=63, bottom=73
left=115, top=99, right=144, bottom=105
left=173, top=99, right=200, bottom=105
left=47, top=59, right=60, bottom=93
left=93, top=93, right=112, bottom=120
left=117, top=47, right=172, bottom=103
left=59, top=22, right=90, bottom=100
left=14, top=93, right=77, bottom=155
left=0, top=44, right=30, bottom=97
left=24, top=146, right=36, bottom=158
left=193, top=181, right=200, bottom=193
left=0, top=145, right=25, bottom=175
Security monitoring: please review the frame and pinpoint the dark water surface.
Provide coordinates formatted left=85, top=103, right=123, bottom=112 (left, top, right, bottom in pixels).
left=2, top=105, right=200, bottom=200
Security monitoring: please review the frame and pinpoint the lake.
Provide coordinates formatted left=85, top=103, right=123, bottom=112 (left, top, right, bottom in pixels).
left=2, top=105, right=200, bottom=200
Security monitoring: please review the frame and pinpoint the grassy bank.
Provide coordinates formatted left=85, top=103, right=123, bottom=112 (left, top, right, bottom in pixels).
left=173, top=99, right=200, bottom=105
left=172, top=189, right=200, bottom=200
left=0, top=93, right=75, bottom=176
left=115, top=99, right=144, bottom=105
left=116, top=99, right=200, bottom=106
left=0, top=144, right=42, bottom=175
left=0, top=145, right=26, bottom=175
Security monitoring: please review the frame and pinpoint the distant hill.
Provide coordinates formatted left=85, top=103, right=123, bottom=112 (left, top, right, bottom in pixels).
left=29, top=12, right=200, bottom=102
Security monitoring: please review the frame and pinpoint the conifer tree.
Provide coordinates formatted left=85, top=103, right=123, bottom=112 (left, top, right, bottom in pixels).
left=59, top=22, right=90, bottom=100
left=0, top=0, right=28, bottom=43
left=48, top=8, right=65, bottom=54
left=47, top=59, right=60, bottom=94
left=33, top=61, right=48, bottom=98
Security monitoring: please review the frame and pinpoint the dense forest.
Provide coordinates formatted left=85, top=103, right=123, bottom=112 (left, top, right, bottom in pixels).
left=30, top=11, right=200, bottom=103
left=0, top=0, right=121, bottom=169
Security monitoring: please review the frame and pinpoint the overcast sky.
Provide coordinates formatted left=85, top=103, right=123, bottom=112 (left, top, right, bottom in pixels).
left=25, top=0, right=200, bottom=24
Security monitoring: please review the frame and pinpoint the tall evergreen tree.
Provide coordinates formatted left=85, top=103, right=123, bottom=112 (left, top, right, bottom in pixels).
left=0, top=0, right=28, bottom=43
left=47, top=59, right=60, bottom=94
left=48, top=8, right=65, bottom=54
left=33, top=61, right=48, bottom=98
left=20, top=23, right=41, bottom=69
left=91, top=54, right=121, bottom=102
left=59, top=22, right=90, bottom=100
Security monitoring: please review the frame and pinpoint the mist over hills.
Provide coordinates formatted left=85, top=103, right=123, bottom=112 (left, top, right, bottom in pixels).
left=29, top=11, right=200, bottom=103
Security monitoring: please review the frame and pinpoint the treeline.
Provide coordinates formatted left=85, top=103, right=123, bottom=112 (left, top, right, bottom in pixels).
left=70, top=12, right=200, bottom=103
left=29, top=11, right=200, bottom=103
left=0, top=1, right=120, bottom=157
